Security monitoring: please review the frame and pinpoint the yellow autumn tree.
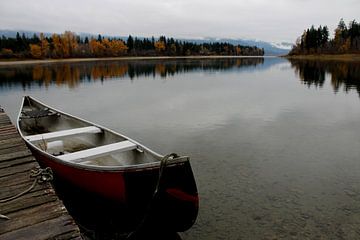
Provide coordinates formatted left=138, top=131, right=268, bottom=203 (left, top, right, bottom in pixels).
left=89, top=39, right=98, bottom=55
left=29, top=44, right=42, bottom=58
left=61, top=31, right=78, bottom=57
left=154, top=41, right=165, bottom=53
left=109, top=40, right=128, bottom=56
left=102, top=38, right=112, bottom=56
left=100, top=38, right=128, bottom=56
left=89, top=39, right=105, bottom=56
left=52, top=34, right=63, bottom=58
left=40, top=33, right=49, bottom=58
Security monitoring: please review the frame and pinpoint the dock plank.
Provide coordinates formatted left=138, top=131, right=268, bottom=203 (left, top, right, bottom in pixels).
left=0, top=161, right=38, bottom=178
left=1, top=187, right=58, bottom=215
left=0, top=149, right=33, bottom=162
left=0, top=215, right=81, bottom=240
left=0, top=156, right=36, bottom=170
left=0, top=109, right=81, bottom=239
left=0, top=140, right=27, bottom=151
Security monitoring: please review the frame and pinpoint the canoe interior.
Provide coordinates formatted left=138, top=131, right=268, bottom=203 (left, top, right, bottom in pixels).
left=18, top=97, right=161, bottom=167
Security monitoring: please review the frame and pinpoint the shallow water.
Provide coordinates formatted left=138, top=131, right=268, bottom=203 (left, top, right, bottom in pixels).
left=1, top=57, right=360, bottom=239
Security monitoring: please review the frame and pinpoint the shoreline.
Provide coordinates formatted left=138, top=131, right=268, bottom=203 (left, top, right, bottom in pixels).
left=0, top=55, right=270, bottom=66
left=284, top=54, right=360, bottom=61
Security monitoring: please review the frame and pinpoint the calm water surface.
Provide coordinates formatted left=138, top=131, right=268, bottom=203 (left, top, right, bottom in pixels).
left=1, top=57, right=360, bottom=239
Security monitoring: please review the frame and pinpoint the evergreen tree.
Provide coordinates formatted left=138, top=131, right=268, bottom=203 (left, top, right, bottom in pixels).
left=127, top=35, right=134, bottom=51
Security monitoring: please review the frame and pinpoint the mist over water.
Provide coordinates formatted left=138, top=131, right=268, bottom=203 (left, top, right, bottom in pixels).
left=1, top=57, right=360, bottom=239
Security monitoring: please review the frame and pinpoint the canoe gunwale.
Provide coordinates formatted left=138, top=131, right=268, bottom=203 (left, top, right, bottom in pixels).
left=17, top=96, right=189, bottom=172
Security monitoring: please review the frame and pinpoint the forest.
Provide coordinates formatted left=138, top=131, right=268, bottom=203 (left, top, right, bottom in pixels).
left=289, top=19, right=360, bottom=55
left=0, top=31, right=264, bottom=59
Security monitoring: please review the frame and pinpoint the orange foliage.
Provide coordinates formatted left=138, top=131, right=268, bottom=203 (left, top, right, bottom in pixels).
left=61, top=31, right=78, bottom=57
left=29, top=44, right=42, bottom=58
left=40, top=33, right=49, bottom=58
left=109, top=39, right=128, bottom=56
left=89, top=39, right=106, bottom=56
left=52, top=34, right=62, bottom=58
left=154, top=41, right=166, bottom=52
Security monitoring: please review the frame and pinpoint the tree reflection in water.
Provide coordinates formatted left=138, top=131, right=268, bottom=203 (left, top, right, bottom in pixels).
left=290, top=59, right=360, bottom=96
left=0, top=58, right=264, bottom=90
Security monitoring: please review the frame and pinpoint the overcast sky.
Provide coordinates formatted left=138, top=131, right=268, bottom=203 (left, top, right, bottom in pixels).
left=0, top=0, right=359, bottom=43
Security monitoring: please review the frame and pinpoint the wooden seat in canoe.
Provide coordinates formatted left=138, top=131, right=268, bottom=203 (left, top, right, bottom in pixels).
left=25, top=126, right=102, bottom=142
left=58, top=140, right=138, bottom=163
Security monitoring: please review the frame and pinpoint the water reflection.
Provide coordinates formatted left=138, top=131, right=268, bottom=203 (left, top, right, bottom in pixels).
left=1, top=57, right=360, bottom=239
left=289, top=59, right=360, bottom=96
left=0, top=58, right=264, bottom=90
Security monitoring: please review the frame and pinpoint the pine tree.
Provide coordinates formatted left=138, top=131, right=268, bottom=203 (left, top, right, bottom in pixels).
left=127, top=35, right=134, bottom=51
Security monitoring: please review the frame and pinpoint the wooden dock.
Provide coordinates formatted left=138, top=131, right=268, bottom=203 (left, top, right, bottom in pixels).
left=0, top=108, right=82, bottom=239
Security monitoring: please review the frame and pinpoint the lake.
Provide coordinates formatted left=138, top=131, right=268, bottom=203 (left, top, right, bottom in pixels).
left=1, top=57, right=360, bottom=239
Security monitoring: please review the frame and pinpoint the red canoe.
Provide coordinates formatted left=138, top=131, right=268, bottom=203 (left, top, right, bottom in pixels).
left=17, top=96, right=198, bottom=232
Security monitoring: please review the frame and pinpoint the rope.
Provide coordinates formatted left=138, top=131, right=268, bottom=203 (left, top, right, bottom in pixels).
left=126, top=153, right=179, bottom=239
left=0, top=167, right=53, bottom=220
left=154, top=153, right=178, bottom=196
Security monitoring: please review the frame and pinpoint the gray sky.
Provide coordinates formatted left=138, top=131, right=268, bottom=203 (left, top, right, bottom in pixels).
left=0, top=0, right=359, bottom=43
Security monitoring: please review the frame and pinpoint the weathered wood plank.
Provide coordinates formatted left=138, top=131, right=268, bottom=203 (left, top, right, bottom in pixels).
left=0, top=126, right=17, bottom=132
left=0, top=156, right=36, bottom=170
left=0, top=201, right=67, bottom=234
left=0, top=161, right=38, bottom=178
left=0, top=214, right=80, bottom=240
left=0, top=145, right=29, bottom=155
left=0, top=133, right=21, bottom=141
left=0, top=130, right=18, bottom=137
left=0, top=187, right=57, bottom=214
left=0, top=125, right=17, bottom=130
left=0, top=170, right=36, bottom=189
left=0, top=172, right=33, bottom=188
left=0, top=118, right=11, bottom=122
left=0, top=140, right=25, bottom=151
left=0, top=179, right=49, bottom=200
left=0, top=110, right=81, bottom=239
left=0, top=117, right=11, bottom=124
left=0, top=136, right=24, bottom=146
left=0, top=150, right=32, bottom=162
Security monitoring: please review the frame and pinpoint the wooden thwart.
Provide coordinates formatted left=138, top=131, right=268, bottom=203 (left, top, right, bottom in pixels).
left=25, top=126, right=102, bottom=142
left=58, top=140, right=137, bottom=163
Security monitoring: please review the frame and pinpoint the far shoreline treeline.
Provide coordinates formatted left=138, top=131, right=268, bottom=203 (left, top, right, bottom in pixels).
left=0, top=31, right=264, bottom=59
left=289, top=19, right=360, bottom=56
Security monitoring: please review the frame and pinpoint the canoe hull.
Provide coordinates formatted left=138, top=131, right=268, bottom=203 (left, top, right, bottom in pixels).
left=28, top=143, right=199, bottom=232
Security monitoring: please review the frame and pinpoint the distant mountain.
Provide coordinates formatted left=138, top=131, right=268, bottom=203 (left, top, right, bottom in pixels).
left=0, top=30, right=292, bottom=56
left=182, top=38, right=292, bottom=56
left=0, top=29, right=127, bottom=43
left=0, top=29, right=51, bottom=40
